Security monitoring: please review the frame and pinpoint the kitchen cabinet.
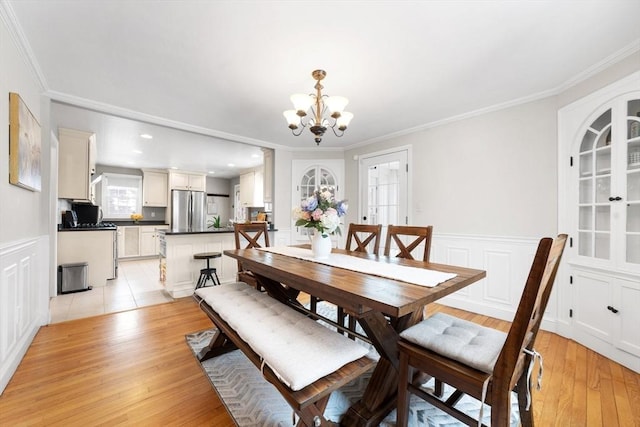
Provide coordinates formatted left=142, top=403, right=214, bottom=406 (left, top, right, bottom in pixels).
left=118, top=226, right=140, bottom=258
left=170, top=171, right=206, bottom=191
left=140, top=225, right=168, bottom=256
left=58, top=128, right=96, bottom=200
left=58, top=230, right=116, bottom=287
left=262, top=148, right=273, bottom=204
left=142, top=170, right=168, bottom=207
left=118, top=225, right=168, bottom=258
left=240, top=170, right=263, bottom=207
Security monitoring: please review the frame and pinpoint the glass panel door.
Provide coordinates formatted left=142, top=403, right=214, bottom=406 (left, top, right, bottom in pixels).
left=626, top=99, right=640, bottom=264
left=359, top=150, right=408, bottom=254
left=578, top=110, right=612, bottom=259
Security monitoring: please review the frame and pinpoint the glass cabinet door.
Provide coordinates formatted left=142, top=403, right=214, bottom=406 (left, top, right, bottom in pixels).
left=578, top=96, right=640, bottom=270
left=626, top=99, right=640, bottom=264
left=578, top=109, right=612, bottom=259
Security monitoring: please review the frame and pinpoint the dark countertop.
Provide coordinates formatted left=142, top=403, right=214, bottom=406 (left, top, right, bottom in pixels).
left=112, top=221, right=169, bottom=226
left=163, top=227, right=277, bottom=236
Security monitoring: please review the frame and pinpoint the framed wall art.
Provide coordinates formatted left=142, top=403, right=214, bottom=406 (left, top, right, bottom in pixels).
left=9, top=92, right=41, bottom=192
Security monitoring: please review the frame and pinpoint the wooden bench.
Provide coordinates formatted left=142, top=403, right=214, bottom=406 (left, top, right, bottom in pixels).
left=193, top=282, right=376, bottom=427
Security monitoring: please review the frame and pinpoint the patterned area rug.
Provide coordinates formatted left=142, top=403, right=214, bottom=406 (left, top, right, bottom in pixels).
left=186, top=303, right=521, bottom=427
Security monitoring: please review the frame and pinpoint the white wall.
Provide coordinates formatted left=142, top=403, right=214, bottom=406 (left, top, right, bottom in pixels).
left=345, top=97, right=558, bottom=238
left=0, top=7, right=50, bottom=394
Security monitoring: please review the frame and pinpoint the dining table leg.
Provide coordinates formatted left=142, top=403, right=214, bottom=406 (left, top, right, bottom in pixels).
left=342, top=309, right=423, bottom=427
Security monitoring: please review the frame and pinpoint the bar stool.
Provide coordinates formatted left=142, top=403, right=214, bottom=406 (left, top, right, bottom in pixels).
left=193, top=252, right=222, bottom=289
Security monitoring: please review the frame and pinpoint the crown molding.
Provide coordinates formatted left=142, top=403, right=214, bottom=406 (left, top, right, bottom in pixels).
left=345, top=38, right=640, bottom=150
left=0, top=0, right=47, bottom=91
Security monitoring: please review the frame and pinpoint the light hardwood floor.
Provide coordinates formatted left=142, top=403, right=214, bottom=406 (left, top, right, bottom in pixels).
left=0, top=298, right=638, bottom=426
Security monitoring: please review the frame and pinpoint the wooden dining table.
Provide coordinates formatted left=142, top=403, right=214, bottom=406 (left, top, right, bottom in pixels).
left=223, top=247, right=486, bottom=427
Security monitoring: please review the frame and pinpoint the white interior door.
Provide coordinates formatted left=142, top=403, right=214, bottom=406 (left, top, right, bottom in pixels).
left=291, top=159, right=344, bottom=245
left=358, top=149, right=408, bottom=253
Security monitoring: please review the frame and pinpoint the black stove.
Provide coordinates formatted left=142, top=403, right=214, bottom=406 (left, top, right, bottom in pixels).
left=77, top=222, right=117, bottom=229
left=60, top=222, right=117, bottom=231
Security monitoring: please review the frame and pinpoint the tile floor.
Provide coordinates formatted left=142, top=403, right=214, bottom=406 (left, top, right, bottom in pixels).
left=49, top=258, right=174, bottom=324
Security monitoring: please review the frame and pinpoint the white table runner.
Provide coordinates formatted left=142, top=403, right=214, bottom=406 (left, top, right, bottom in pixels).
left=256, top=246, right=456, bottom=287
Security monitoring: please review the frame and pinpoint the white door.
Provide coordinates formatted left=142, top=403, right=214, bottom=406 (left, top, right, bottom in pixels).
left=358, top=149, right=409, bottom=253
left=291, top=159, right=344, bottom=245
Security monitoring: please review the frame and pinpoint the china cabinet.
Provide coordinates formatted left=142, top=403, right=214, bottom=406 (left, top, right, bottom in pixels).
left=559, top=73, right=640, bottom=372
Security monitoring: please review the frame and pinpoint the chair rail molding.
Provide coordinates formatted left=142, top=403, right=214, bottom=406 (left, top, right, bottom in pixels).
left=0, top=236, right=50, bottom=394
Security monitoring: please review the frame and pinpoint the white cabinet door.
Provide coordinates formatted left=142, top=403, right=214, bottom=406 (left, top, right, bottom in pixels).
left=140, top=230, right=156, bottom=256
left=170, top=171, right=205, bottom=191
left=143, top=171, right=168, bottom=207
left=120, top=226, right=141, bottom=258
left=263, top=148, right=273, bottom=204
left=240, top=171, right=263, bottom=207
left=188, top=174, right=206, bottom=192
left=573, top=269, right=613, bottom=344
left=58, top=128, right=95, bottom=200
left=613, top=278, right=640, bottom=356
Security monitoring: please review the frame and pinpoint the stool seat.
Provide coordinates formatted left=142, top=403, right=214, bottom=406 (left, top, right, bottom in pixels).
left=194, top=252, right=222, bottom=261
left=194, top=252, right=222, bottom=289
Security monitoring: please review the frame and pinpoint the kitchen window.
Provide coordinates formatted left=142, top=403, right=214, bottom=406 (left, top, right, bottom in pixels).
left=101, top=173, right=142, bottom=219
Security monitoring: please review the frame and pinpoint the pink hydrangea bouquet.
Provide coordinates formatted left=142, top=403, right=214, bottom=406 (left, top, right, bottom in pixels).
left=293, top=188, right=348, bottom=236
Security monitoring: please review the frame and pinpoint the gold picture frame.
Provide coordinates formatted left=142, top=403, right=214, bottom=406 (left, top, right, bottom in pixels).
left=9, top=92, right=41, bottom=192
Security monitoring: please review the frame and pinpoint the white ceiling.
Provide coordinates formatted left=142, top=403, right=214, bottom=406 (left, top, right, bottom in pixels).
left=7, top=0, right=640, bottom=177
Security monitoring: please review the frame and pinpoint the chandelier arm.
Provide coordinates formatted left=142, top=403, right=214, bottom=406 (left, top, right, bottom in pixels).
left=329, top=124, right=346, bottom=138
left=291, top=126, right=305, bottom=137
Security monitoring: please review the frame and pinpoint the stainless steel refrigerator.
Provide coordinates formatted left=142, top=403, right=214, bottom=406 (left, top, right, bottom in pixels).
left=171, top=190, right=206, bottom=232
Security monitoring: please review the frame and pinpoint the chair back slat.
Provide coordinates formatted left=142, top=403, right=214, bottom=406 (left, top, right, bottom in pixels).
left=345, top=223, right=382, bottom=255
left=384, top=225, right=433, bottom=262
left=494, top=234, right=567, bottom=389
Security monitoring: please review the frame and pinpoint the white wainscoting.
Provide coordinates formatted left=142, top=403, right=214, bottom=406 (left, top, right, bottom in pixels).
left=0, top=236, right=50, bottom=394
left=431, top=234, right=559, bottom=331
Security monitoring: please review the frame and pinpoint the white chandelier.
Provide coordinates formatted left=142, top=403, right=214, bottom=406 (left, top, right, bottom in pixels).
left=283, top=69, right=354, bottom=145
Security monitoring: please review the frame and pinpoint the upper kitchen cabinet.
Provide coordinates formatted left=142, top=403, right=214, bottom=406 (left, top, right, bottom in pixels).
left=169, top=171, right=206, bottom=191
left=142, top=169, right=168, bottom=207
left=262, top=148, right=273, bottom=204
left=58, top=128, right=96, bottom=200
left=240, top=169, right=264, bottom=207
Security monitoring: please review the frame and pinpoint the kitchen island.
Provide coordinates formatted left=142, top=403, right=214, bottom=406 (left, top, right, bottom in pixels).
left=158, top=227, right=277, bottom=298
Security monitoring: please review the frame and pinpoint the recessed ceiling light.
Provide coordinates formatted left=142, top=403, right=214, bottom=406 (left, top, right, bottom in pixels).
left=133, top=150, right=143, bottom=154
left=208, top=171, right=215, bottom=174
left=251, top=154, right=260, bottom=158
left=140, top=133, right=153, bottom=139
left=170, top=166, right=178, bottom=169
left=227, top=163, right=235, bottom=167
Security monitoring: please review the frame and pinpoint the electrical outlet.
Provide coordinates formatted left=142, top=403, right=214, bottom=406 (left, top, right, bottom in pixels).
left=151, top=212, right=155, bottom=218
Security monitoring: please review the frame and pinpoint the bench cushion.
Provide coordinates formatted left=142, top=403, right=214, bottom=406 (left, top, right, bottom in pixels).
left=195, top=282, right=370, bottom=391
left=399, top=313, right=506, bottom=373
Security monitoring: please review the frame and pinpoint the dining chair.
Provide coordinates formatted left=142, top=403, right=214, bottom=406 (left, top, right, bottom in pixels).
left=234, top=222, right=270, bottom=290
left=396, top=234, right=567, bottom=427
left=317, top=223, right=382, bottom=336
left=384, top=225, right=433, bottom=262
left=345, top=223, right=383, bottom=254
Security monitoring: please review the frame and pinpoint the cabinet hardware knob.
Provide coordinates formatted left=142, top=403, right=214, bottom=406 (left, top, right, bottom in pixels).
left=606, top=305, right=619, bottom=314
left=363, top=216, right=367, bottom=221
